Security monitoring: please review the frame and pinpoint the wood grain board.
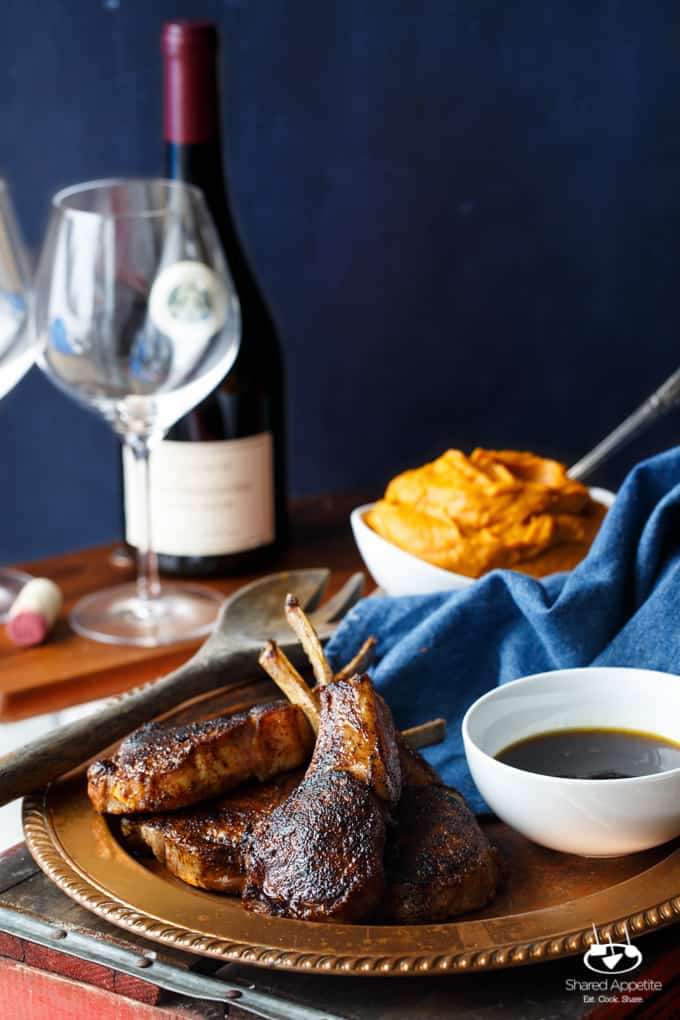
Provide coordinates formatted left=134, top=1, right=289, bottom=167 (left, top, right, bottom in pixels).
left=0, top=493, right=369, bottom=720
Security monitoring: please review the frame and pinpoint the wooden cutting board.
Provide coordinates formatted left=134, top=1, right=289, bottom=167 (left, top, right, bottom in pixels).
left=0, top=493, right=369, bottom=721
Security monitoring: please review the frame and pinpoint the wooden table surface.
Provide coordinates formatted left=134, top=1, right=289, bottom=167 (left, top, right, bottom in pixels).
left=0, top=492, right=368, bottom=722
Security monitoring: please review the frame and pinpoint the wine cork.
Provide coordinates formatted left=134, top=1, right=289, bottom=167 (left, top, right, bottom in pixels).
left=6, top=578, right=63, bottom=647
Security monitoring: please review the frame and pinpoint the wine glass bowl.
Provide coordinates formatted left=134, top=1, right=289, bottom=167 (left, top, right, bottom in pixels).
left=33, top=179, right=241, bottom=646
left=0, top=180, right=31, bottom=400
left=36, top=179, right=239, bottom=443
left=0, top=179, right=35, bottom=621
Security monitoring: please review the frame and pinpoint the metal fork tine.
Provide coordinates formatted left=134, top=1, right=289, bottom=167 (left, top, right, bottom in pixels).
left=311, top=571, right=366, bottom=625
left=300, top=572, right=330, bottom=614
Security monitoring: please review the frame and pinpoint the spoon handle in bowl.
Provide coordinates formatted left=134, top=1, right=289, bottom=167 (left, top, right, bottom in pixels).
left=569, top=366, right=680, bottom=481
left=0, top=642, right=255, bottom=809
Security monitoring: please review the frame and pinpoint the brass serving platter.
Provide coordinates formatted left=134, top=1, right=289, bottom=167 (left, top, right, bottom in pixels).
left=22, top=682, right=680, bottom=978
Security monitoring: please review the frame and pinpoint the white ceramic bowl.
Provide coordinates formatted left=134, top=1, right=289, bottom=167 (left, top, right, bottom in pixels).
left=462, top=667, right=680, bottom=857
left=351, top=488, right=615, bottom=597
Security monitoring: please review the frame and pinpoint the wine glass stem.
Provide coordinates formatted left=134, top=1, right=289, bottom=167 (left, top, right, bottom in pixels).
left=128, top=439, right=161, bottom=602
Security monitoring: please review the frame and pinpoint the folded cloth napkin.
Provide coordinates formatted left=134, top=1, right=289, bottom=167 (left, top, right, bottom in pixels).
left=325, top=446, right=680, bottom=814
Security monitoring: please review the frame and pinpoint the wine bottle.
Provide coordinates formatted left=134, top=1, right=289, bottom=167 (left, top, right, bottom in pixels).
left=123, top=19, right=287, bottom=576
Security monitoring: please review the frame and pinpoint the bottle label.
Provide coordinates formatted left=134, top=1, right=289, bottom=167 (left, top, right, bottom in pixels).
left=148, top=260, right=228, bottom=346
left=124, top=432, right=275, bottom=556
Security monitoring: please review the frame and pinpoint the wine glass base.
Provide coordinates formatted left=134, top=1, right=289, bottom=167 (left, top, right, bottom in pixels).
left=70, top=581, right=224, bottom=648
left=0, top=568, right=33, bottom=623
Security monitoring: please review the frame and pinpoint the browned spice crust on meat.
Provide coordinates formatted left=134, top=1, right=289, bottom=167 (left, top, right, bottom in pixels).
left=381, top=785, right=500, bottom=922
left=88, top=701, right=314, bottom=814
left=241, top=674, right=401, bottom=923
left=121, top=770, right=303, bottom=892
left=242, top=768, right=388, bottom=922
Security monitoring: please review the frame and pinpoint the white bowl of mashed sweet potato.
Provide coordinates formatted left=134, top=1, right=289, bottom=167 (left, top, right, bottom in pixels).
left=351, top=449, right=615, bottom=596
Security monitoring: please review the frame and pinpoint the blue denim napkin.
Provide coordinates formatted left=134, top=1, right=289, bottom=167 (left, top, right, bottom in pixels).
left=325, top=447, right=680, bottom=813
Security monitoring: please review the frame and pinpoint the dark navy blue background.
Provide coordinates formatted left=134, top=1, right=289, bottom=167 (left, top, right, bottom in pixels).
left=1, top=0, right=679, bottom=561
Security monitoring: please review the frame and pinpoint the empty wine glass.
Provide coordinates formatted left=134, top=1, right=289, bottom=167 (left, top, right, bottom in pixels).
left=0, top=180, right=34, bottom=621
left=33, top=179, right=241, bottom=646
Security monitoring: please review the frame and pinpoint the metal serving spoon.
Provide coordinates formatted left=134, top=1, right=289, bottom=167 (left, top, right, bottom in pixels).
left=569, top=366, right=680, bottom=481
left=0, top=568, right=365, bottom=809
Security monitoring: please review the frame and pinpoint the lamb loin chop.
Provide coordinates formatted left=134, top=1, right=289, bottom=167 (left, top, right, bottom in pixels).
left=88, top=701, right=314, bottom=814
left=381, top=784, right=500, bottom=923
left=120, top=769, right=303, bottom=892
left=242, top=673, right=402, bottom=923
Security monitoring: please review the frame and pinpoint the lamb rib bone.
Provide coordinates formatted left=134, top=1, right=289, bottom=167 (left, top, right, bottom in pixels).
left=334, top=635, right=377, bottom=681
left=285, top=594, right=334, bottom=687
left=258, top=639, right=445, bottom=750
left=259, top=640, right=321, bottom=733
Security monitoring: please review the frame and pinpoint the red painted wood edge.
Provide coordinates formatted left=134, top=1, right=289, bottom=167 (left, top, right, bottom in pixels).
left=0, top=844, right=25, bottom=861
left=0, top=958, right=208, bottom=1020
left=0, top=931, right=161, bottom=1006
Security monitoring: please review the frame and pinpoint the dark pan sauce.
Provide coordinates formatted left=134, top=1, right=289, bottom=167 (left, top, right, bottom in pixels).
left=495, top=727, right=680, bottom=780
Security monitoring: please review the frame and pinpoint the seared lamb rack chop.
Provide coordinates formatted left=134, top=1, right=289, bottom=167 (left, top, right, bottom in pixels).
left=242, top=594, right=403, bottom=922
left=256, top=605, right=500, bottom=924
left=242, top=671, right=402, bottom=922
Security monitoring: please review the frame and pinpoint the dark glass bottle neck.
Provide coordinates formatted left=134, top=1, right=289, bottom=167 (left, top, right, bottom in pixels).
left=163, top=24, right=220, bottom=144
left=165, top=141, right=252, bottom=293
left=165, top=141, right=228, bottom=230
left=163, top=25, right=260, bottom=301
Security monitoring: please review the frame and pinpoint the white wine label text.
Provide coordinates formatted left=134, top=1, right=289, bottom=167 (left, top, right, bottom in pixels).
left=124, top=432, right=275, bottom=556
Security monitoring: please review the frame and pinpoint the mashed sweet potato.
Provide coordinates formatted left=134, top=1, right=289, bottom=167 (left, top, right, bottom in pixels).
left=365, top=449, right=607, bottom=579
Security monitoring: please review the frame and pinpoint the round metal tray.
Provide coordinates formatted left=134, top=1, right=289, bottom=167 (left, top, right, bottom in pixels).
left=24, top=764, right=680, bottom=977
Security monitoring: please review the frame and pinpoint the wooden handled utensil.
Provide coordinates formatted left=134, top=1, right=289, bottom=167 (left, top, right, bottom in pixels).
left=0, top=569, right=366, bottom=808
